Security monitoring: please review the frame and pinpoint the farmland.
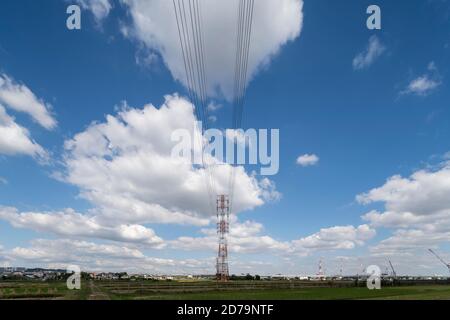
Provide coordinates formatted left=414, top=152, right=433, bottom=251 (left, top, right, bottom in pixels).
left=1, top=280, right=450, bottom=300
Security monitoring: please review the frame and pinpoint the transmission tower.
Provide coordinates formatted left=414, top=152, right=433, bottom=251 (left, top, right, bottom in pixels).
left=216, top=195, right=230, bottom=281
left=317, top=258, right=325, bottom=277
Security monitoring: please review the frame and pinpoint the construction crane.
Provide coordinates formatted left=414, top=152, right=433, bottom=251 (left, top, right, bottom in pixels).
left=388, top=259, right=397, bottom=278
left=428, top=249, right=450, bottom=273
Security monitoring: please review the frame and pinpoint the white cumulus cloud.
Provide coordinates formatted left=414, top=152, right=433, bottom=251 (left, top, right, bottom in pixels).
left=296, top=153, right=319, bottom=167
left=58, top=94, right=278, bottom=226
left=170, top=217, right=290, bottom=254
left=292, top=225, right=376, bottom=252
left=0, top=207, right=164, bottom=248
left=3, top=238, right=211, bottom=273
left=0, top=74, right=56, bottom=130
left=359, top=158, right=450, bottom=256
left=171, top=219, right=375, bottom=256
left=0, top=105, right=47, bottom=158
left=358, top=162, right=450, bottom=221
left=121, top=0, right=303, bottom=100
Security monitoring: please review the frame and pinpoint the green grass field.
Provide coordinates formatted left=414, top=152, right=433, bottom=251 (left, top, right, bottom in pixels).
left=0, top=281, right=91, bottom=300
left=1, top=280, right=450, bottom=300
left=106, top=285, right=450, bottom=300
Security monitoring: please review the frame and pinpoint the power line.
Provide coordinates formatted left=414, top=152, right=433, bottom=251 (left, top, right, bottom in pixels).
left=173, top=0, right=255, bottom=281
left=173, top=0, right=216, bottom=216
left=228, top=0, right=255, bottom=214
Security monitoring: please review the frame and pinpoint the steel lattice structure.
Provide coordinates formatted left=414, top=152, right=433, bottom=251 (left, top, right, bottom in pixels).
left=216, top=195, right=230, bottom=281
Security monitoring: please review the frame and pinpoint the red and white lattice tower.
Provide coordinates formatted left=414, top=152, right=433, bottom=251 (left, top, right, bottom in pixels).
left=317, top=258, right=324, bottom=277
left=216, top=195, right=230, bottom=281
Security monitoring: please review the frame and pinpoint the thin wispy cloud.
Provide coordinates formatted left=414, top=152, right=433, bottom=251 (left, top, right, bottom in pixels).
left=207, top=102, right=223, bottom=112
left=401, top=62, right=442, bottom=96
left=353, top=35, right=386, bottom=70
left=74, top=0, right=112, bottom=22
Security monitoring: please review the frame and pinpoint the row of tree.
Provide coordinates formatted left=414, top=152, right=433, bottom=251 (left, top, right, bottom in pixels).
left=229, top=274, right=261, bottom=281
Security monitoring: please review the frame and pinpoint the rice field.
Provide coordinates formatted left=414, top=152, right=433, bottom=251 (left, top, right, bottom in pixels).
left=1, top=280, right=450, bottom=300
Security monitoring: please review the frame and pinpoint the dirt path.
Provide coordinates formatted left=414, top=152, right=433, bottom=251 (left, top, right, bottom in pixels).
left=88, top=280, right=110, bottom=300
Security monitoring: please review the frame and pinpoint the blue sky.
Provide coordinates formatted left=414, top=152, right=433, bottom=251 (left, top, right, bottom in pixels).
left=0, top=0, right=450, bottom=276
